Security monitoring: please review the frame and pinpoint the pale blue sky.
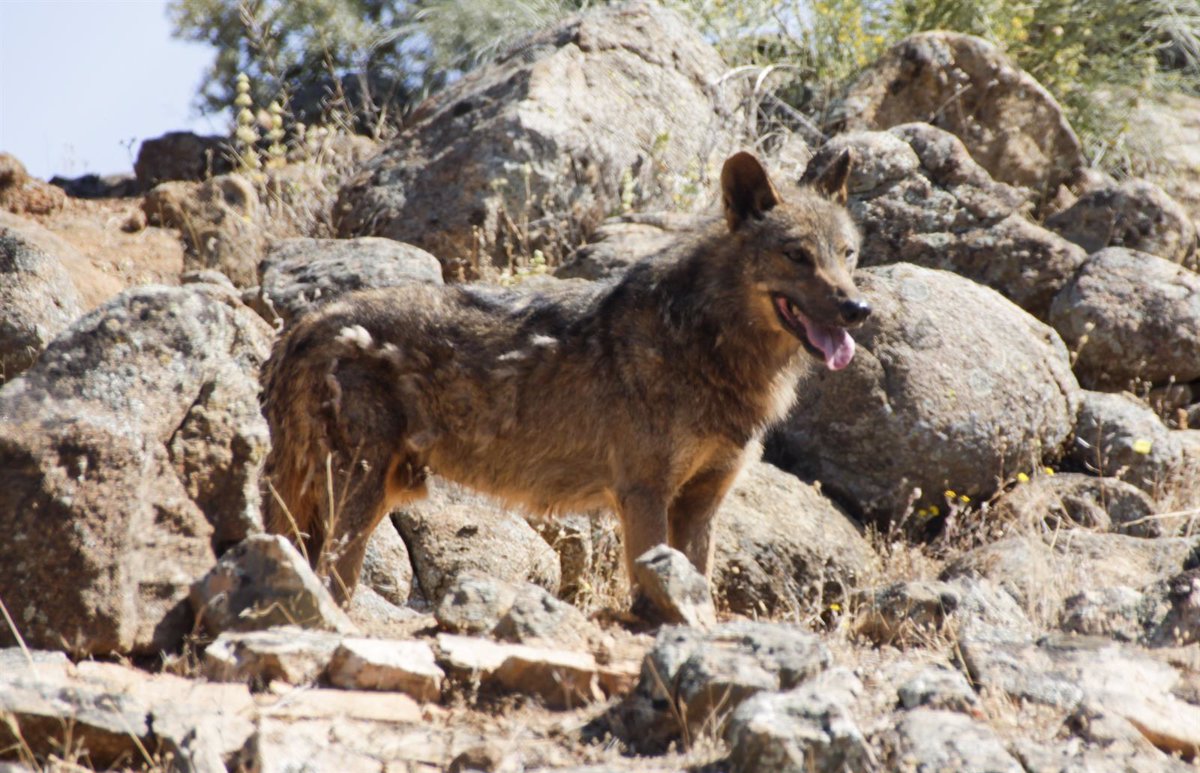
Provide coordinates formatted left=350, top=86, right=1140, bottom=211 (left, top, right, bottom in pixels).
left=0, top=0, right=226, bottom=179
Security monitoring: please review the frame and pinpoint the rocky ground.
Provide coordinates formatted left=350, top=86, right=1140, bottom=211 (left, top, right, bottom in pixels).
left=2, top=2, right=1200, bottom=771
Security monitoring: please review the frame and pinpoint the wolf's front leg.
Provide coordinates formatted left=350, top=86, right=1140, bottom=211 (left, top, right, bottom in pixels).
left=668, top=465, right=742, bottom=579
left=614, top=484, right=670, bottom=596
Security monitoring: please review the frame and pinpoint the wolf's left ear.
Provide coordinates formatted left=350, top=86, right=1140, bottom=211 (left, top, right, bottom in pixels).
left=812, top=148, right=853, bottom=204
left=721, top=152, right=780, bottom=231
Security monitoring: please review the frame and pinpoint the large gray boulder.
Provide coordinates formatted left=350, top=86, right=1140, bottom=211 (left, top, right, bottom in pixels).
left=1050, top=248, right=1200, bottom=390
left=394, top=479, right=562, bottom=603
left=1046, top=179, right=1198, bottom=268
left=0, top=283, right=272, bottom=656
left=840, top=31, right=1085, bottom=201
left=143, top=175, right=264, bottom=287
left=803, top=125, right=1085, bottom=319
left=334, top=1, right=743, bottom=272
left=255, top=236, right=443, bottom=325
left=713, top=462, right=877, bottom=617
left=769, top=263, right=1078, bottom=523
left=0, top=224, right=83, bottom=381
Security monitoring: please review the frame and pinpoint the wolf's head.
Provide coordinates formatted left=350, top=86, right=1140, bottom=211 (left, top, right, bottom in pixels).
left=720, top=150, right=869, bottom=371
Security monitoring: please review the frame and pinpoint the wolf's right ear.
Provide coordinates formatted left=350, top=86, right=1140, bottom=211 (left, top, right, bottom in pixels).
left=810, top=148, right=853, bottom=204
left=721, top=152, right=780, bottom=231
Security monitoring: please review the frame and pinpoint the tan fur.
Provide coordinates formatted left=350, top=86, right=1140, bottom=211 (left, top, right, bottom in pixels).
left=261, top=151, right=869, bottom=606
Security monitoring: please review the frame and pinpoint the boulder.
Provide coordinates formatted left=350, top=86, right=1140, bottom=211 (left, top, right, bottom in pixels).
left=0, top=283, right=272, bottom=656
left=134, top=131, right=234, bottom=187
left=724, top=669, right=871, bottom=773
left=326, top=638, right=444, bottom=701
left=49, top=172, right=141, bottom=199
left=1046, top=179, right=1197, bottom=267
left=713, top=462, right=877, bottom=617
left=802, top=126, right=1085, bottom=319
left=1050, top=248, right=1200, bottom=390
left=942, top=531, right=1200, bottom=625
left=888, top=709, right=1023, bottom=772
left=840, top=31, right=1084, bottom=200
left=0, top=224, right=83, bottom=381
left=190, top=535, right=357, bottom=636
left=989, top=471, right=1158, bottom=536
left=334, top=1, right=744, bottom=272
left=769, top=263, right=1078, bottom=523
left=1123, top=91, right=1200, bottom=224
left=555, top=212, right=705, bottom=280
left=255, top=236, right=443, bottom=325
left=394, top=480, right=561, bottom=603
left=618, top=622, right=832, bottom=753
left=1068, top=390, right=1183, bottom=497
left=435, top=573, right=598, bottom=650
left=0, top=152, right=65, bottom=215
left=143, top=174, right=264, bottom=287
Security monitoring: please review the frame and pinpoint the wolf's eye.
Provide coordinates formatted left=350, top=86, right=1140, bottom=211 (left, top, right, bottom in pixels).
left=785, top=248, right=813, bottom=265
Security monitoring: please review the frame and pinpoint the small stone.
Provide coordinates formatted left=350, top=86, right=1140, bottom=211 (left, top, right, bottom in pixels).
left=853, top=581, right=960, bottom=646
left=204, top=627, right=343, bottom=686
left=897, top=666, right=980, bottom=714
left=327, top=638, right=444, bottom=702
left=631, top=544, right=716, bottom=628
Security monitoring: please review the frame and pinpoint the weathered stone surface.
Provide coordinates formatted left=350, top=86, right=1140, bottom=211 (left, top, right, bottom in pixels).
left=713, top=461, right=877, bottom=618
left=989, top=471, right=1158, bottom=536
left=725, top=669, right=872, bottom=773
left=360, top=518, right=415, bottom=608
left=0, top=650, right=255, bottom=770
left=0, top=283, right=271, bottom=656
left=1068, top=390, right=1183, bottom=496
left=897, top=666, right=980, bottom=714
left=555, top=212, right=704, bottom=280
left=1062, top=570, right=1200, bottom=648
left=620, top=622, right=832, bottom=752
left=802, top=126, right=1084, bottom=319
left=961, top=634, right=1200, bottom=757
left=0, top=224, right=83, bottom=381
left=335, top=1, right=744, bottom=271
left=0, top=152, right=65, bottom=215
left=943, top=532, right=1200, bottom=625
left=1052, top=249, right=1200, bottom=390
left=191, top=535, right=357, bottom=636
left=435, top=573, right=521, bottom=635
left=888, top=709, right=1023, bottom=773
left=840, top=31, right=1084, bottom=199
left=394, top=480, right=561, bottom=603
left=769, top=263, right=1078, bottom=522
left=327, top=638, right=444, bottom=701
left=1125, top=91, right=1200, bottom=225
left=853, top=581, right=960, bottom=647
left=492, top=582, right=598, bottom=649
left=204, top=628, right=343, bottom=686
left=1047, top=179, right=1198, bottom=267
left=134, top=131, right=234, bottom=187
left=143, top=174, right=264, bottom=287
left=435, top=634, right=609, bottom=709
left=631, top=545, right=716, bottom=628
left=255, top=237, right=443, bottom=325
left=945, top=576, right=1037, bottom=645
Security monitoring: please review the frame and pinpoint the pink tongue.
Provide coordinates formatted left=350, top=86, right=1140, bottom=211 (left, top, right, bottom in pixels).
left=804, top=321, right=856, bottom=371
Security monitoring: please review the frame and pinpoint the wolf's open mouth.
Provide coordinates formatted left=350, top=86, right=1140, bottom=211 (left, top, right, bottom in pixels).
left=772, top=294, right=855, bottom=371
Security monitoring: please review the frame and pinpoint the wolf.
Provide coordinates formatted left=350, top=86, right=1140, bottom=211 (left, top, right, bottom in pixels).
left=261, top=150, right=870, bottom=607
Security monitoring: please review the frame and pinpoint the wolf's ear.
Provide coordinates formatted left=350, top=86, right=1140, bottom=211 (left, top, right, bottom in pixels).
left=811, top=148, right=852, bottom=204
left=721, top=152, right=780, bottom=231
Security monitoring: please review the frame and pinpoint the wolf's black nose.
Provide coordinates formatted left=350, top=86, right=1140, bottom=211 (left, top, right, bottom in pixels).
left=839, top=298, right=871, bottom=324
